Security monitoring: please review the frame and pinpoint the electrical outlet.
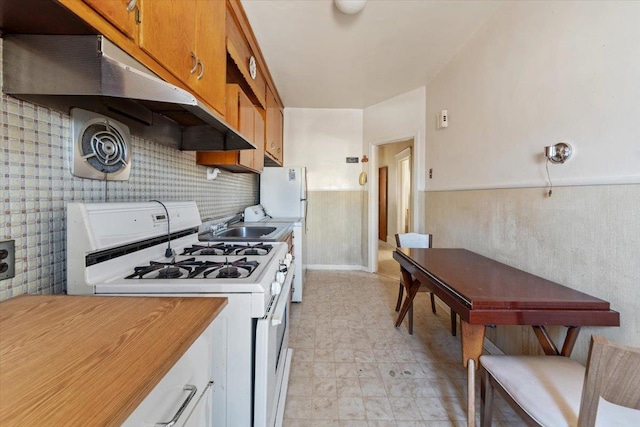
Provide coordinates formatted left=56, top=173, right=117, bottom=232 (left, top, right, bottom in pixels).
left=429, top=168, right=433, bottom=179
left=0, top=240, right=16, bottom=280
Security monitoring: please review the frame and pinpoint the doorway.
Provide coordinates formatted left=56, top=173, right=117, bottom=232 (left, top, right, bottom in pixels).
left=375, top=140, right=414, bottom=275
left=378, top=166, right=388, bottom=241
left=396, top=148, right=411, bottom=235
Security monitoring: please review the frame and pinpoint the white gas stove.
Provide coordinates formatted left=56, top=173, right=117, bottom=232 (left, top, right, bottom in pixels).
left=66, top=201, right=293, bottom=427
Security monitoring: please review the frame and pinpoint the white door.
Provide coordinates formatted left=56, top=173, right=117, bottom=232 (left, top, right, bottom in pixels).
left=395, top=148, right=412, bottom=234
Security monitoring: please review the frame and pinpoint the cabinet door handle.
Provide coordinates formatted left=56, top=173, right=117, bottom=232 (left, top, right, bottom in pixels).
left=189, top=52, right=198, bottom=74
left=155, top=384, right=197, bottom=427
left=196, top=59, right=204, bottom=80
left=126, top=0, right=137, bottom=12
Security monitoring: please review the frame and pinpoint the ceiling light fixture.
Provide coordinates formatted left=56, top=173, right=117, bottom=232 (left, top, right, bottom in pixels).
left=335, top=0, right=367, bottom=15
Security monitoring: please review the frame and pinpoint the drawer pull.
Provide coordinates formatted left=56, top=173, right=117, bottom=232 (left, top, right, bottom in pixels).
left=126, top=0, right=137, bottom=12
left=155, top=384, right=197, bottom=427
left=196, top=60, right=204, bottom=80
left=189, top=52, right=198, bottom=74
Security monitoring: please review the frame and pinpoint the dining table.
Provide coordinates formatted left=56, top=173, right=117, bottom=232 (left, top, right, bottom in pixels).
left=393, top=248, right=620, bottom=427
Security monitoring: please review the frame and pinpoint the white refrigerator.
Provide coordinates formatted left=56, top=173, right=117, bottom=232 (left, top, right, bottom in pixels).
left=260, top=167, right=307, bottom=302
left=259, top=167, right=307, bottom=220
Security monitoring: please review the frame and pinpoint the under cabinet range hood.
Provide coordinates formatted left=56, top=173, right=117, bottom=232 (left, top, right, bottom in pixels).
left=2, top=35, right=256, bottom=152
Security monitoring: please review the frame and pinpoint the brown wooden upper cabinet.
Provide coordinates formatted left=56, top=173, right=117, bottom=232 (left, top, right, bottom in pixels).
left=265, top=86, right=284, bottom=165
left=196, top=84, right=264, bottom=173
left=225, top=5, right=266, bottom=109
left=82, top=0, right=138, bottom=41
left=138, top=0, right=226, bottom=117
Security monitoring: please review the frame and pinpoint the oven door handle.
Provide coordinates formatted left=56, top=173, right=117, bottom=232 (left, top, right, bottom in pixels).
left=271, top=264, right=294, bottom=326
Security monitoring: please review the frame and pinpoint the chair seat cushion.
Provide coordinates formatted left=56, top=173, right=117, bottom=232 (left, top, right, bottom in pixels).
left=481, top=355, right=585, bottom=427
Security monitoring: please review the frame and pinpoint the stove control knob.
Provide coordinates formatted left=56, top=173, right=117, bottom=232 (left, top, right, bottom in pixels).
left=276, top=271, right=286, bottom=284
left=271, top=281, right=282, bottom=295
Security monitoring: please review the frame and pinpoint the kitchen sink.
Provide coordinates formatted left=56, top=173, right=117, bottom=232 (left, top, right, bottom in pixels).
left=214, top=226, right=277, bottom=238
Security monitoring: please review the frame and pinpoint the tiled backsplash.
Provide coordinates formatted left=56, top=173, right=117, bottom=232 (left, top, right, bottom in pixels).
left=0, top=41, right=258, bottom=301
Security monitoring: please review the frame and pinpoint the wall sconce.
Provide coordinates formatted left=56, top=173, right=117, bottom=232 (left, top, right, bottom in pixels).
left=335, top=0, right=367, bottom=15
left=543, top=142, right=573, bottom=197
left=544, top=142, right=572, bottom=164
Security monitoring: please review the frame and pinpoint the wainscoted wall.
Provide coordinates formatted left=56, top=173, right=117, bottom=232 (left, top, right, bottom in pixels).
left=306, top=190, right=366, bottom=268
left=0, top=42, right=258, bottom=301
left=424, top=185, right=640, bottom=363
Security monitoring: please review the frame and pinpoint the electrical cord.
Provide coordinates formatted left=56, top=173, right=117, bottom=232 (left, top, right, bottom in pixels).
left=545, top=158, right=553, bottom=197
left=150, top=200, right=174, bottom=258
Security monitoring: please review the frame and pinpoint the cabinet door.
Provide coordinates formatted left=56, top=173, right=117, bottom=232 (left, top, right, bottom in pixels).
left=265, top=86, right=284, bottom=165
left=83, top=0, right=138, bottom=40
left=196, top=85, right=262, bottom=173
left=192, top=0, right=226, bottom=116
left=238, top=88, right=256, bottom=169
left=253, top=108, right=265, bottom=172
left=138, top=0, right=197, bottom=89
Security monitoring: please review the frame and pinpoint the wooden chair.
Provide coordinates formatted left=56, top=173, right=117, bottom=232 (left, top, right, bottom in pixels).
left=480, top=335, right=640, bottom=427
left=394, top=233, right=456, bottom=336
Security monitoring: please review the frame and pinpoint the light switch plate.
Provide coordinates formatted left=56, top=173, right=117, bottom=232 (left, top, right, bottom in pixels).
left=0, top=240, right=15, bottom=280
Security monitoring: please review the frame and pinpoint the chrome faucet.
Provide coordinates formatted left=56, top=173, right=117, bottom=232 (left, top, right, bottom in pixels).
left=210, top=222, right=228, bottom=235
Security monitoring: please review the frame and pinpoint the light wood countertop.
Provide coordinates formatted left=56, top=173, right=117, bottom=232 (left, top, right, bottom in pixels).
left=0, top=295, right=227, bottom=426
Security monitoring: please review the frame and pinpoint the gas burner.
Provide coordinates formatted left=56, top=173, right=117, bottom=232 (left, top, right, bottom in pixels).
left=157, top=266, right=183, bottom=279
left=181, top=243, right=228, bottom=256
left=217, top=266, right=240, bottom=278
left=230, top=243, right=273, bottom=256
left=201, top=257, right=260, bottom=279
left=125, top=258, right=198, bottom=279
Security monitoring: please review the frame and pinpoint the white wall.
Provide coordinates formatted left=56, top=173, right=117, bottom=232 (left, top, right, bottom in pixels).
left=363, top=87, right=426, bottom=270
left=284, top=108, right=363, bottom=190
left=284, top=108, right=367, bottom=267
left=426, top=1, right=640, bottom=191
left=422, top=0, right=640, bottom=360
left=364, top=87, right=427, bottom=192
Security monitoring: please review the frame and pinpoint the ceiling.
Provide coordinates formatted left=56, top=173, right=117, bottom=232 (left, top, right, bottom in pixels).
left=241, top=0, right=503, bottom=109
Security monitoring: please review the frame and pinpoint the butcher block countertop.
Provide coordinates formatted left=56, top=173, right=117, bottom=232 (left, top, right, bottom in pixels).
left=0, top=295, right=227, bottom=426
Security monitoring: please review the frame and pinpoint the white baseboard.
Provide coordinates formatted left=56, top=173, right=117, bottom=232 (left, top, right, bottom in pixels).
left=306, top=265, right=368, bottom=271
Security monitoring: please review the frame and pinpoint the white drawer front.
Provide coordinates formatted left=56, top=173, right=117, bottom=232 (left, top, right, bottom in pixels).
left=122, top=324, right=213, bottom=427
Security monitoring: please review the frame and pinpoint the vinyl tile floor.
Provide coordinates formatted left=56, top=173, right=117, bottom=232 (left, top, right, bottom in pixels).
left=283, top=242, right=525, bottom=427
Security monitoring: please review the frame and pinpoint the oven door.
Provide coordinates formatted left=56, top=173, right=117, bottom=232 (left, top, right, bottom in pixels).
left=254, top=264, right=294, bottom=427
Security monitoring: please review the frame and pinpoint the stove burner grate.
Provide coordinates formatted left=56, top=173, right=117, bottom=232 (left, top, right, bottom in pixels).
left=125, top=257, right=198, bottom=279
left=180, top=242, right=273, bottom=257
left=125, top=257, right=260, bottom=280
left=230, top=243, right=273, bottom=256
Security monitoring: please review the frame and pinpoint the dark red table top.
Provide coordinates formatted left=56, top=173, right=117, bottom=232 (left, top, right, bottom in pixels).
left=394, top=248, right=620, bottom=326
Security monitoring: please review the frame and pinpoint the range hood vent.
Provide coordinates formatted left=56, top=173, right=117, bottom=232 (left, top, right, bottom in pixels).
left=2, top=35, right=255, bottom=152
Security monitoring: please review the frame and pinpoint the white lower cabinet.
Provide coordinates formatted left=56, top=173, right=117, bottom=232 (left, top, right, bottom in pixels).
left=122, top=322, right=215, bottom=427
left=183, top=381, right=214, bottom=426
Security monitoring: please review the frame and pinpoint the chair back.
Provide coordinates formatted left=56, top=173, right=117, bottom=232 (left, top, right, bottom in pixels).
left=395, top=233, right=432, bottom=249
left=578, top=335, right=640, bottom=427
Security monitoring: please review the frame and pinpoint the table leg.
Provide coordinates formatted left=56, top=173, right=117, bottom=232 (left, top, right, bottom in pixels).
left=532, top=325, right=559, bottom=355
left=461, top=322, right=484, bottom=427
left=561, top=326, right=581, bottom=357
left=532, top=325, right=582, bottom=356
left=461, top=320, right=485, bottom=368
left=395, top=268, right=420, bottom=328
left=468, top=358, right=476, bottom=427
